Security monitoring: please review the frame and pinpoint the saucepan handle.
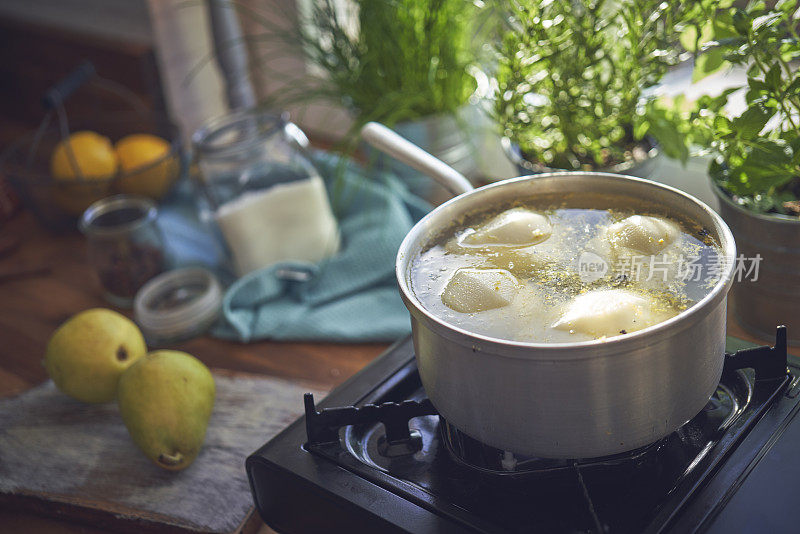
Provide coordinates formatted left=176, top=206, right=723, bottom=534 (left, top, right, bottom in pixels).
left=360, top=121, right=474, bottom=198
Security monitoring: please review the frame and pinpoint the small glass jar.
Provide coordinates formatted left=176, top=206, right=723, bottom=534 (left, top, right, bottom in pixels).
left=192, top=108, right=340, bottom=276
left=79, top=195, right=167, bottom=307
left=192, top=110, right=314, bottom=207
left=134, top=267, right=222, bottom=346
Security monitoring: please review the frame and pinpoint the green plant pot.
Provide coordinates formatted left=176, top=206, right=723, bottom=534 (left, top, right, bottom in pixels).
left=713, top=183, right=800, bottom=345
left=502, top=137, right=661, bottom=179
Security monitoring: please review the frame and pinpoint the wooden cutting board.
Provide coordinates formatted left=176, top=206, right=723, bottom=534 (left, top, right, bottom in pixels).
left=0, top=370, right=326, bottom=534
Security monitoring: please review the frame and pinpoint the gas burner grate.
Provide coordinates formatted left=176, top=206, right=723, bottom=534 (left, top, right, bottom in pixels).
left=304, top=394, right=437, bottom=457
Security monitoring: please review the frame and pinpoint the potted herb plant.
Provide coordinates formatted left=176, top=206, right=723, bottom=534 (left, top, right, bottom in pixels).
left=251, top=0, right=492, bottom=191
left=492, top=0, right=702, bottom=176
left=680, top=0, right=800, bottom=343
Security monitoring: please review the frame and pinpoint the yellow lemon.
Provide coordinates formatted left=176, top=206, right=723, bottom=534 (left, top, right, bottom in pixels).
left=51, top=131, right=118, bottom=180
left=50, top=131, right=118, bottom=215
left=115, top=134, right=177, bottom=199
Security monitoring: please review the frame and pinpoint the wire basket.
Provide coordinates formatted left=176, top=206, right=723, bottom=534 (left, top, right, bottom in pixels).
left=0, top=62, right=184, bottom=231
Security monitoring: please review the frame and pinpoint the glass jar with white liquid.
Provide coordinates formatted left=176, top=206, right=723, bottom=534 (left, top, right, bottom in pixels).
left=192, top=109, right=340, bottom=276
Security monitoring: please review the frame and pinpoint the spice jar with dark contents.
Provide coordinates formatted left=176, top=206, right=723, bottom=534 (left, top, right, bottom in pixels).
left=80, top=195, right=166, bottom=307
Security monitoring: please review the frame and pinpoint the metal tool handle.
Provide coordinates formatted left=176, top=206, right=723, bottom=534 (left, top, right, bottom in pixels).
left=42, top=61, right=96, bottom=110
left=207, top=0, right=256, bottom=109
left=360, top=121, right=474, bottom=198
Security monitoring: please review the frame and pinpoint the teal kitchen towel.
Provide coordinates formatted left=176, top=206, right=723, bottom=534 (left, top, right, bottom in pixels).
left=207, top=153, right=431, bottom=342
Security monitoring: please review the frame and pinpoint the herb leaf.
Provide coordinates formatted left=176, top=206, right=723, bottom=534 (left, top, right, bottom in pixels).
left=493, top=0, right=699, bottom=170
left=688, top=2, right=800, bottom=215
left=732, top=103, right=773, bottom=139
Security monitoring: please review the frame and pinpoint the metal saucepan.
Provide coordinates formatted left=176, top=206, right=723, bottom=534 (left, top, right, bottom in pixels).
left=361, top=122, right=737, bottom=459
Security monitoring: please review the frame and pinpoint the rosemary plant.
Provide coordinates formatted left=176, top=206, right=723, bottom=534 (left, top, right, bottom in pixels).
left=492, top=0, right=697, bottom=170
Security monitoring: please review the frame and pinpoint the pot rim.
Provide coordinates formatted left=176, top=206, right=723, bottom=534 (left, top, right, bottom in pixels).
left=712, top=180, right=800, bottom=225
left=396, top=171, right=737, bottom=354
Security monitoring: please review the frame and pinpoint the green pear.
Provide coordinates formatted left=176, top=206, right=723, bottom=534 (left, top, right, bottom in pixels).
left=45, top=308, right=146, bottom=403
left=117, top=350, right=215, bottom=471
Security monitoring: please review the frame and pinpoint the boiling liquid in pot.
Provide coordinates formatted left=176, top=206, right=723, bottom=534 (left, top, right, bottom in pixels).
left=410, top=193, right=724, bottom=343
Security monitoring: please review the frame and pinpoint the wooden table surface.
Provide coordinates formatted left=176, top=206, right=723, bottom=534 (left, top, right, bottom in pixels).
left=0, top=209, right=795, bottom=534
left=0, top=210, right=389, bottom=534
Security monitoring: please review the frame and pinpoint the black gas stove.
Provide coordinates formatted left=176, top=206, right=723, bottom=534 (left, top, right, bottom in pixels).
left=247, top=327, right=800, bottom=533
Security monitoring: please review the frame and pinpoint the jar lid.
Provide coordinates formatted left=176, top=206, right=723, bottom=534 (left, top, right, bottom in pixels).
left=133, top=267, right=222, bottom=344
